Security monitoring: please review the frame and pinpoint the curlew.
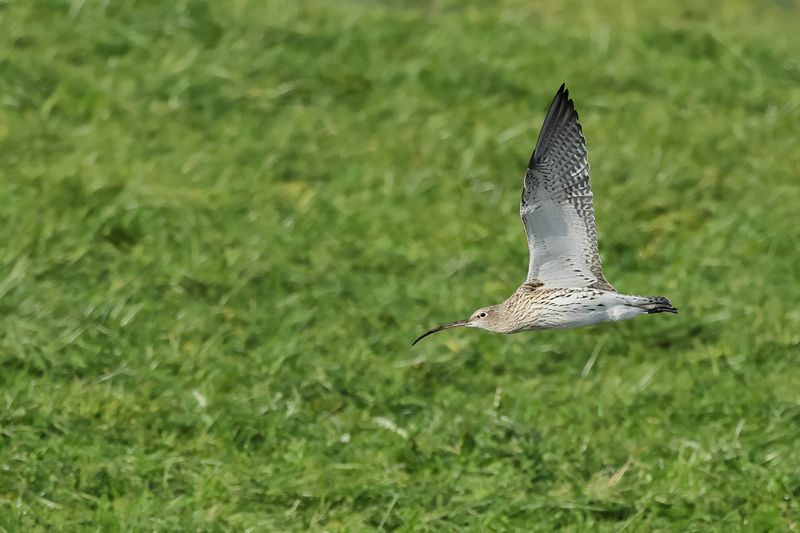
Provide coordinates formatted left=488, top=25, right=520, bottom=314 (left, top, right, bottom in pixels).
left=413, top=84, right=676, bottom=346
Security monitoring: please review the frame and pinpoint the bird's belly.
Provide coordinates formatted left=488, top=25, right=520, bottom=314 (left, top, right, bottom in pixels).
left=539, top=308, right=616, bottom=329
left=524, top=293, right=642, bottom=330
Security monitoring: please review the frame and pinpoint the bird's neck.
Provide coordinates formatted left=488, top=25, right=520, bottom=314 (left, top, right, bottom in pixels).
left=496, top=286, right=541, bottom=333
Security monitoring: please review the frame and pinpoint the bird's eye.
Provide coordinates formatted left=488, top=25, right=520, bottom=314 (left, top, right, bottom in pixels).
left=479, top=312, right=487, bottom=318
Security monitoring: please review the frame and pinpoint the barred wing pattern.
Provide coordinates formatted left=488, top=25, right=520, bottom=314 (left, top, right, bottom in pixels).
left=520, top=84, right=614, bottom=291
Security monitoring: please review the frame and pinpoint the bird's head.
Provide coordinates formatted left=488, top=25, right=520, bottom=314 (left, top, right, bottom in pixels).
left=412, top=305, right=502, bottom=345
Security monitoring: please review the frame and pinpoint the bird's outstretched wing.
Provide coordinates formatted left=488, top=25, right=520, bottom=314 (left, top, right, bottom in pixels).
left=519, top=84, right=614, bottom=291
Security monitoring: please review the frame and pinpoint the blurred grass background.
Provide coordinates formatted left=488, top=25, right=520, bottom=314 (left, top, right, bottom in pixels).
left=1, top=0, right=800, bottom=530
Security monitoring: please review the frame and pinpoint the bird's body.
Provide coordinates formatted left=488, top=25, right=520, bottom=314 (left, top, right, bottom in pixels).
left=413, top=84, right=676, bottom=345
left=483, top=284, right=676, bottom=333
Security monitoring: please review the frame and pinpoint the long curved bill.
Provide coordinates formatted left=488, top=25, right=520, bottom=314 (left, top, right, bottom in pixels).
left=412, top=319, right=468, bottom=346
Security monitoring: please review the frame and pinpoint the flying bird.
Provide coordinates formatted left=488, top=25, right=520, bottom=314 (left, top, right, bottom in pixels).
left=413, top=84, right=676, bottom=346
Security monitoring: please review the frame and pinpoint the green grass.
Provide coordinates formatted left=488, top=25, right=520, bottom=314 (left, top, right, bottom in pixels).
left=1, top=0, right=800, bottom=530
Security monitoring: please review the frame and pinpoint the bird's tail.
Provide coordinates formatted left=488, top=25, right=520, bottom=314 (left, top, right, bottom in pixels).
left=628, top=295, right=678, bottom=314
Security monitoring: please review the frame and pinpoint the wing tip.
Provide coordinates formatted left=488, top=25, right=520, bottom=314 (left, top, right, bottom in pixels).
left=554, top=82, right=573, bottom=111
left=556, top=83, right=578, bottom=120
left=529, top=83, right=580, bottom=168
